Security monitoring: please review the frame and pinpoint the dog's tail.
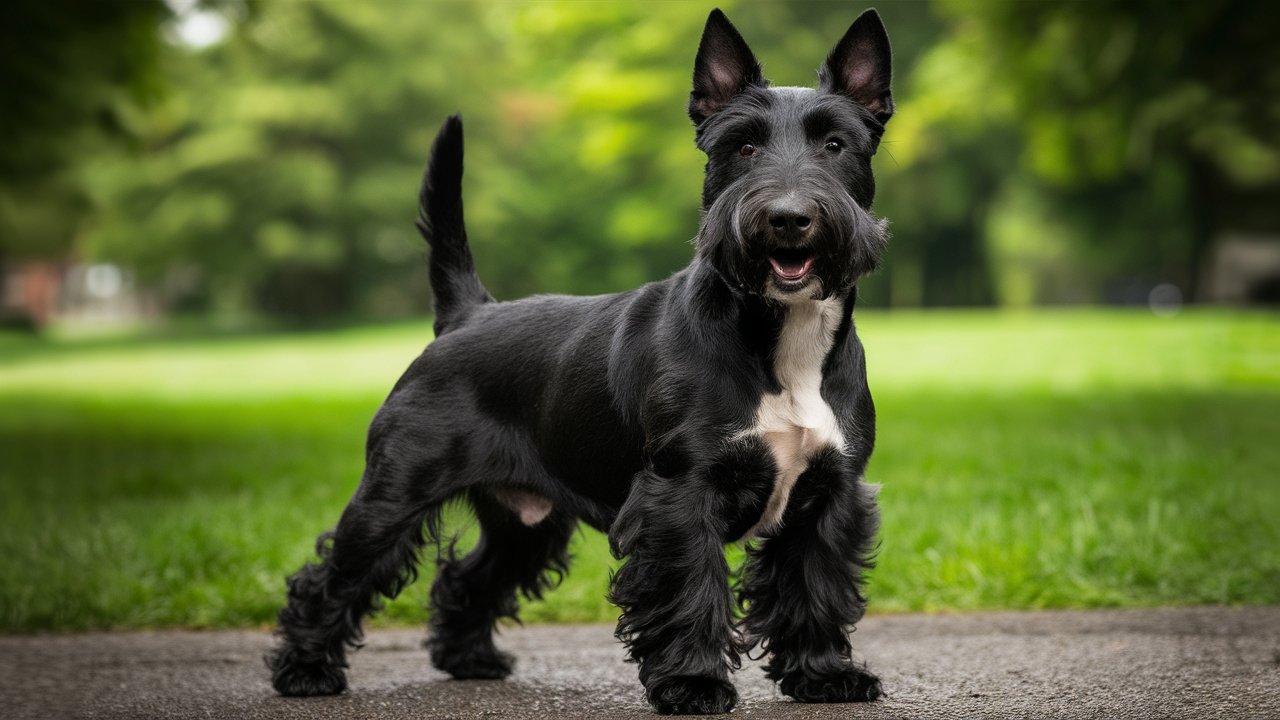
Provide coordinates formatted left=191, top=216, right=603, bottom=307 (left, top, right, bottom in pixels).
left=416, top=114, right=492, bottom=335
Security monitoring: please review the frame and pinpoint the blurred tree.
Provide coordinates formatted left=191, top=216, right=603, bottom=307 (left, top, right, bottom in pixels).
left=0, top=0, right=170, bottom=261
left=85, top=2, right=472, bottom=320
left=87, top=2, right=937, bottom=320
left=12, top=0, right=1273, bottom=321
left=911, top=0, right=1280, bottom=303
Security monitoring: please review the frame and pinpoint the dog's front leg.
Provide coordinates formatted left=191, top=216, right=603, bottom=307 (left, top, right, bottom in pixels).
left=608, top=470, right=739, bottom=715
left=738, top=450, right=883, bottom=703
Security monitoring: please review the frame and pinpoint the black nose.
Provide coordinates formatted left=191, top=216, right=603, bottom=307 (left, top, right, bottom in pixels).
left=766, top=199, right=815, bottom=239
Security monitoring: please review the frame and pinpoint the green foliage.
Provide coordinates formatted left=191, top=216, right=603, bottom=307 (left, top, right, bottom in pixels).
left=1, top=310, right=1276, bottom=630
left=0, top=0, right=170, bottom=258
left=5, top=1, right=1278, bottom=319
left=903, top=0, right=1280, bottom=304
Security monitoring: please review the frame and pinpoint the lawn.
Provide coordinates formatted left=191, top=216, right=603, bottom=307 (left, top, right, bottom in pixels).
left=1, top=309, right=1277, bottom=631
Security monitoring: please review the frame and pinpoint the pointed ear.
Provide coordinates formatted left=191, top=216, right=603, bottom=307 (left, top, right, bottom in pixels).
left=819, top=9, right=894, bottom=125
left=689, top=9, right=765, bottom=126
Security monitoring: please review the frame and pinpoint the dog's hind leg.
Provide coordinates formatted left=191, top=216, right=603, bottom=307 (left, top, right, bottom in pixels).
left=737, top=451, right=883, bottom=703
left=426, top=487, right=575, bottom=679
left=267, top=435, right=454, bottom=697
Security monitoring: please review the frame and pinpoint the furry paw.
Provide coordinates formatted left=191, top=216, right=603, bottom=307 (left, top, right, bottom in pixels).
left=647, top=675, right=738, bottom=715
left=779, top=665, right=882, bottom=703
left=270, top=657, right=348, bottom=697
left=429, top=640, right=515, bottom=680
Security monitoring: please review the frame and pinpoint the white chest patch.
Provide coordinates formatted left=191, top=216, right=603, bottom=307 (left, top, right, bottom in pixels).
left=737, top=298, right=846, bottom=537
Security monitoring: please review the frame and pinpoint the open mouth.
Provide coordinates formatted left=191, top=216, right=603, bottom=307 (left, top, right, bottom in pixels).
left=768, top=247, right=815, bottom=283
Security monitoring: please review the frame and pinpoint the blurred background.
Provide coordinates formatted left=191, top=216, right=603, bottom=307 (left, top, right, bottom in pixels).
left=0, top=0, right=1276, bottom=632
left=4, top=0, right=1280, bottom=327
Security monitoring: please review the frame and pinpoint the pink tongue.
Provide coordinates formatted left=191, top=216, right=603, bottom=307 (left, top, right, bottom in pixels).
left=769, top=255, right=814, bottom=281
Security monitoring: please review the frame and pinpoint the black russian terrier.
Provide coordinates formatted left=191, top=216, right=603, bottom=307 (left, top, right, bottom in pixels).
left=269, top=8, right=893, bottom=715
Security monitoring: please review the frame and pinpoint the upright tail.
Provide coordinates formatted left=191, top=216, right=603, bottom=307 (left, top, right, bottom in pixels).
left=416, top=115, right=491, bottom=335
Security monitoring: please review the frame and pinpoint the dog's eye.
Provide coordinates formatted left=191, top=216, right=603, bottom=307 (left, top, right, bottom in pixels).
left=739, top=144, right=757, bottom=157
left=824, top=138, right=843, bottom=153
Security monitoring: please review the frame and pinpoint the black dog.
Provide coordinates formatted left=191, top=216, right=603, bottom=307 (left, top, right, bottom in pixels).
left=269, top=8, right=893, bottom=715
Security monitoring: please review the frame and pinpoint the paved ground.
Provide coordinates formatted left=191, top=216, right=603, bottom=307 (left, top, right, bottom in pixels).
left=3, top=607, right=1278, bottom=719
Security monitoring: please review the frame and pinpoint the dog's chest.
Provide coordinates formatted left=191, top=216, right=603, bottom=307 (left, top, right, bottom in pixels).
left=738, top=299, right=845, bottom=536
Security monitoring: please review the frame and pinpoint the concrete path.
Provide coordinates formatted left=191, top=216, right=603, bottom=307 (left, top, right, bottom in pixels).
left=4, top=607, right=1278, bottom=719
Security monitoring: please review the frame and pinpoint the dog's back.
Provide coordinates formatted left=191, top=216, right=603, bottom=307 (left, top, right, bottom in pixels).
left=389, top=284, right=650, bottom=526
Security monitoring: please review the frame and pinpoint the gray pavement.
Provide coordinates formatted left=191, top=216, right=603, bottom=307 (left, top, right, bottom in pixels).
left=3, top=607, right=1278, bottom=719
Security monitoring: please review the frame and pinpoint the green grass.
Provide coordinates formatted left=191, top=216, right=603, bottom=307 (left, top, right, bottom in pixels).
left=1, top=309, right=1277, bottom=631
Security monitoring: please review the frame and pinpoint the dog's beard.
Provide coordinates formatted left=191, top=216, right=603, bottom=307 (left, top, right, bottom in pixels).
left=696, top=175, right=889, bottom=299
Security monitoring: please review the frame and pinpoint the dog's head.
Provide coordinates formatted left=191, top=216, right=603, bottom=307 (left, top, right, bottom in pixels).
left=690, top=9, right=892, bottom=302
